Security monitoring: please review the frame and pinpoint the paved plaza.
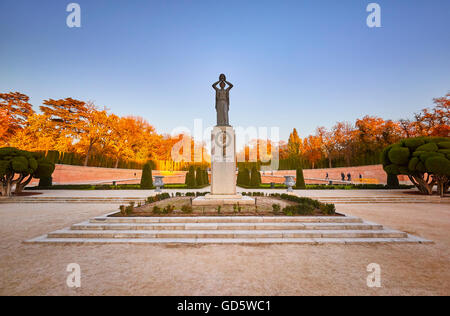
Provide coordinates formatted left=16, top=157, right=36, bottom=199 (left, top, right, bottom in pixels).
left=0, top=189, right=448, bottom=295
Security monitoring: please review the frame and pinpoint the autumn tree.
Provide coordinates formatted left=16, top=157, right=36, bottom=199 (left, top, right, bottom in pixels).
left=77, top=104, right=113, bottom=166
left=40, top=98, right=89, bottom=137
left=332, top=122, right=355, bottom=166
left=412, top=93, right=450, bottom=137
left=7, top=113, right=59, bottom=153
left=287, top=128, right=302, bottom=157
left=302, top=135, right=323, bottom=169
left=0, top=92, right=34, bottom=144
left=316, top=127, right=335, bottom=168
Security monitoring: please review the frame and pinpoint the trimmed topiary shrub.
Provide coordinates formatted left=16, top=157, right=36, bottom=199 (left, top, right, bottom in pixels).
left=33, top=158, right=56, bottom=190
left=438, top=142, right=450, bottom=149
left=185, top=166, right=197, bottom=188
left=387, top=174, right=400, bottom=189
left=388, top=147, right=410, bottom=165
left=140, top=162, right=153, bottom=189
left=416, top=142, right=439, bottom=152
left=0, top=147, right=40, bottom=196
left=295, top=168, right=306, bottom=189
left=250, top=167, right=261, bottom=188
left=237, top=168, right=250, bottom=187
left=382, top=136, right=450, bottom=196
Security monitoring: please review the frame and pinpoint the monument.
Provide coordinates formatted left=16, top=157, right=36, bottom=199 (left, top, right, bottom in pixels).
left=192, top=75, right=255, bottom=206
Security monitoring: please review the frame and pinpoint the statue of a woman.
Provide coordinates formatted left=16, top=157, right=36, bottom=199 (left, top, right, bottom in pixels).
left=212, top=74, right=233, bottom=126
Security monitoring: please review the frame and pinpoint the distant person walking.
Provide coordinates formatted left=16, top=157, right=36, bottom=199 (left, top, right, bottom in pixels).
left=341, top=173, right=345, bottom=181
left=347, top=173, right=352, bottom=182
left=325, top=173, right=329, bottom=180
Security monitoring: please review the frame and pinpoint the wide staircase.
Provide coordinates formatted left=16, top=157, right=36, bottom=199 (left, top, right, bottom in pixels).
left=26, top=214, right=430, bottom=245
left=3, top=195, right=447, bottom=204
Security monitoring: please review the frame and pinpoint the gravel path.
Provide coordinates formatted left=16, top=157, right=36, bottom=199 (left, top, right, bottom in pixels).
left=0, top=202, right=448, bottom=296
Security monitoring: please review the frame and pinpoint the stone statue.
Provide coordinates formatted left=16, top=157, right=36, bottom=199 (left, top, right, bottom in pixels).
left=212, top=74, right=233, bottom=126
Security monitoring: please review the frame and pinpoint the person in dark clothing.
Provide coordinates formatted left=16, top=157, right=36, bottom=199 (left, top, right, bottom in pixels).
left=341, top=173, right=345, bottom=181
left=347, top=173, right=352, bottom=182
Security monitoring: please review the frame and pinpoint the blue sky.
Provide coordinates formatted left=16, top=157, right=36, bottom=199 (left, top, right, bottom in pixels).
left=1, top=0, right=449, bottom=141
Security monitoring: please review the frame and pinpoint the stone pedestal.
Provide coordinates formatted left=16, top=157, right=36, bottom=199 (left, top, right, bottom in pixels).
left=193, top=126, right=255, bottom=206
left=210, top=126, right=236, bottom=195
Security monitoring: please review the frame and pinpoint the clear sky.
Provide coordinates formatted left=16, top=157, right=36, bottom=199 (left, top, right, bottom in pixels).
left=1, top=0, right=449, bottom=141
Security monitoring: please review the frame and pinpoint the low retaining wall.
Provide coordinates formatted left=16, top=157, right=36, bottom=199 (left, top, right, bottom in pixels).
left=30, top=165, right=186, bottom=185
left=263, top=165, right=410, bottom=185
left=30, top=164, right=410, bottom=186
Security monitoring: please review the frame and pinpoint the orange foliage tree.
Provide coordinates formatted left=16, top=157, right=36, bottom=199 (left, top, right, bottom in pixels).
left=1, top=91, right=448, bottom=170
left=0, top=92, right=34, bottom=143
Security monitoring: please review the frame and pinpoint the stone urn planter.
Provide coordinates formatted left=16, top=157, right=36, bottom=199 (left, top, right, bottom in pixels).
left=284, top=176, right=295, bottom=193
left=154, top=176, right=164, bottom=193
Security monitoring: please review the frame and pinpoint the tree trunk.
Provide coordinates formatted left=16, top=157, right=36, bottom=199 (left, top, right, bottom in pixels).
left=444, top=180, right=449, bottom=195
left=4, top=182, right=12, bottom=197
left=328, top=158, right=332, bottom=169
left=408, top=174, right=435, bottom=195
left=114, top=157, right=120, bottom=169
left=435, top=175, right=449, bottom=198
left=15, top=174, right=33, bottom=194
left=84, top=143, right=93, bottom=167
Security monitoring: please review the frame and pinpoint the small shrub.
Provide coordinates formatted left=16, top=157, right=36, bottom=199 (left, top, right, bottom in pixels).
left=181, top=205, right=193, bottom=214
left=319, top=203, right=336, bottom=215
left=163, top=204, right=175, bottom=214
left=152, top=206, right=162, bottom=214
left=282, top=204, right=314, bottom=216
left=272, top=204, right=281, bottom=214
left=125, top=205, right=134, bottom=215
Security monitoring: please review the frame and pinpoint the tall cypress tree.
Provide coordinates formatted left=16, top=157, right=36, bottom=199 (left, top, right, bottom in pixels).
left=295, top=168, right=306, bottom=189
left=250, top=167, right=261, bottom=188
left=140, top=162, right=153, bottom=189
left=242, top=168, right=250, bottom=186
left=203, top=169, right=209, bottom=185
left=196, top=167, right=203, bottom=186
left=185, top=166, right=197, bottom=188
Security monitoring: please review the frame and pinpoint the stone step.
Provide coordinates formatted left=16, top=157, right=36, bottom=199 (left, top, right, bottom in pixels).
left=71, top=221, right=383, bottom=231
left=90, top=216, right=364, bottom=224
left=25, top=213, right=432, bottom=245
left=48, top=229, right=408, bottom=239
left=25, top=236, right=431, bottom=245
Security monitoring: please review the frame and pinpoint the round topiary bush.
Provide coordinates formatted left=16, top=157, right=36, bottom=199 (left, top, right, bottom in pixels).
left=388, top=147, right=410, bottom=165
left=382, top=136, right=450, bottom=196
left=0, top=147, right=40, bottom=196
